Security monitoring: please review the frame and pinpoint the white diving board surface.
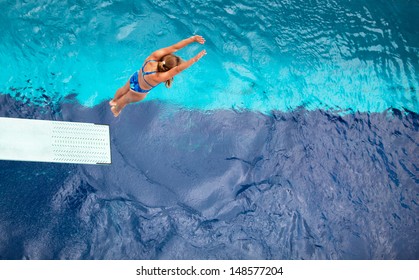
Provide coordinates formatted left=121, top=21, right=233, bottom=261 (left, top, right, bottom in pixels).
left=0, top=117, right=111, bottom=165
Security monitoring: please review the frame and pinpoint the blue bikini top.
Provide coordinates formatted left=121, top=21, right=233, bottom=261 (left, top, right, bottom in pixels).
left=141, top=60, right=158, bottom=89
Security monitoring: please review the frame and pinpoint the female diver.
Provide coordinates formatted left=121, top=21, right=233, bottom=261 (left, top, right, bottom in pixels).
left=110, top=35, right=206, bottom=117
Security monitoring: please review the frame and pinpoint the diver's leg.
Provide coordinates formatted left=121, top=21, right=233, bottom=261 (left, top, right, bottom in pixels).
left=111, top=89, right=147, bottom=117
left=110, top=81, right=130, bottom=106
left=111, top=93, right=130, bottom=117
left=125, top=90, right=147, bottom=103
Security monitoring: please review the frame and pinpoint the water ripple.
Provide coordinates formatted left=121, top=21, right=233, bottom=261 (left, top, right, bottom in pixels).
left=0, top=0, right=417, bottom=113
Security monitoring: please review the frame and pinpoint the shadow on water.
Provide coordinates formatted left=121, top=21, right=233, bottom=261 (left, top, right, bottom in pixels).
left=0, top=94, right=417, bottom=259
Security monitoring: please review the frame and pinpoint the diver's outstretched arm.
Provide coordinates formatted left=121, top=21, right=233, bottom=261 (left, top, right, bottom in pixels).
left=150, top=35, right=205, bottom=60
left=155, top=50, right=207, bottom=82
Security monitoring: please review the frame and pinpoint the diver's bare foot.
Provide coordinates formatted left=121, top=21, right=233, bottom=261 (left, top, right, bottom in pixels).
left=109, top=99, right=117, bottom=106
left=110, top=105, right=121, bottom=117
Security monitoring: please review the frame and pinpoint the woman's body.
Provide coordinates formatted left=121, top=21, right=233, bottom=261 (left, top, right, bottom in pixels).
left=110, top=35, right=206, bottom=117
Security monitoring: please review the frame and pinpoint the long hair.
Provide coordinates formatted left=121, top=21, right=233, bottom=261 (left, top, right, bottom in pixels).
left=157, top=54, right=182, bottom=88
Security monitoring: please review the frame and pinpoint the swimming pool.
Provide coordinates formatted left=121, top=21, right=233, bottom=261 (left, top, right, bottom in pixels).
left=0, top=0, right=418, bottom=259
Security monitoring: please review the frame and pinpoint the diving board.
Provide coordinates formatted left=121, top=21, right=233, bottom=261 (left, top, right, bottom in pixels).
left=0, top=117, right=111, bottom=165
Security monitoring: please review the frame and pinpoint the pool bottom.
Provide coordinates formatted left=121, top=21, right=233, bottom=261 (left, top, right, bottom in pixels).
left=0, top=94, right=417, bottom=259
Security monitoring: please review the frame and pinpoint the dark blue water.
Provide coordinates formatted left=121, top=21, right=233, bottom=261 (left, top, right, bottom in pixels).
left=0, top=95, right=417, bottom=259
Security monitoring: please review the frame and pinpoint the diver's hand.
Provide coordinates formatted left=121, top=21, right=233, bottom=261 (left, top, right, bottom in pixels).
left=193, top=50, right=207, bottom=62
left=192, top=35, right=206, bottom=44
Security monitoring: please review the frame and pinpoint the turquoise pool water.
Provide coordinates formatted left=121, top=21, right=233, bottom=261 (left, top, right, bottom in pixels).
left=1, top=0, right=418, bottom=113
